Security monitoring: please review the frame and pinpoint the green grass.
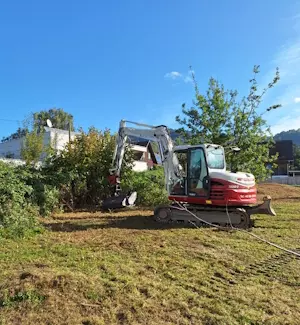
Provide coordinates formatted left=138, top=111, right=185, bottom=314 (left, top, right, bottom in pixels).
left=0, top=202, right=300, bottom=325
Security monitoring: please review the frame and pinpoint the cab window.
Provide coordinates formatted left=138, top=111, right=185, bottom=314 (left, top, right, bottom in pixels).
left=188, top=148, right=208, bottom=197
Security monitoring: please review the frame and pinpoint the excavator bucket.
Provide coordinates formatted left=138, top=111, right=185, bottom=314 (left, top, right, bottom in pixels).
left=245, top=196, right=276, bottom=217
left=101, top=191, right=137, bottom=210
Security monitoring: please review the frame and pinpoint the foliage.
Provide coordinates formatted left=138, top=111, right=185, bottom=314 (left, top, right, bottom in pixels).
left=176, top=65, right=281, bottom=180
left=1, top=127, right=28, bottom=143
left=0, top=289, right=46, bottom=307
left=44, top=127, right=134, bottom=208
left=33, top=107, right=74, bottom=132
left=36, top=185, right=61, bottom=217
left=292, top=144, right=300, bottom=170
left=20, top=109, right=73, bottom=166
left=123, top=166, right=169, bottom=206
left=20, top=127, right=45, bottom=166
left=1, top=108, right=74, bottom=144
left=17, top=166, right=61, bottom=217
left=0, top=162, right=40, bottom=238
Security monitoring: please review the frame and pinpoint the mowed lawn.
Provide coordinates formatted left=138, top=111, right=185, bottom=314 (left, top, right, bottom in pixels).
left=0, top=186, right=300, bottom=324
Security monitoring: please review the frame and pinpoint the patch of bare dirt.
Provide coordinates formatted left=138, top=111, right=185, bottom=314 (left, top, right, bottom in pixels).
left=257, top=183, right=300, bottom=202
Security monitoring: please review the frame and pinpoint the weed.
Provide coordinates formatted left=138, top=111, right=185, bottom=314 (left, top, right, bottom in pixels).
left=0, top=289, right=45, bottom=307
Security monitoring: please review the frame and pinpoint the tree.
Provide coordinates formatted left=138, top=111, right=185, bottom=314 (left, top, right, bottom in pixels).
left=292, top=144, right=300, bottom=170
left=176, top=65, right=281, bottom=180
left=33, top=108, right=74, bottom=132
left=1, top=127, right=28, bottom=143
left=1, top=108, right=74, bottom=143
left=20, top=126, right=45, bottom=166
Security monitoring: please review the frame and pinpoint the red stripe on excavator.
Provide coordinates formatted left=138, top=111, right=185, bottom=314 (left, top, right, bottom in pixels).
left=169, top=177, right=257, bottom=206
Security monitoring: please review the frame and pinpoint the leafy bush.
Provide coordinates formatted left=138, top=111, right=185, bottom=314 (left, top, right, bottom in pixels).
left=31, top=182, right=61, bottom=218
left=15, top=166, right=61, bottom=217
left=44, top=127, right=133, bottom=208
left=0, top=162, right=40, bottom=238
left=123, top=166, right=169, bottom=207
left=38, top=185, right=61, bottom=217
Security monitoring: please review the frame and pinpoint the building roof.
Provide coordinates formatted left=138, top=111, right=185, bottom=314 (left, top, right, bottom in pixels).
left=133, top=140, right=150, bottom=147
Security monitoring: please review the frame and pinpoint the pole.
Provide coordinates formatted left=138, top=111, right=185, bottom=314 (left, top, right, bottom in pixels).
left=68, top=120, right=71, bottom=142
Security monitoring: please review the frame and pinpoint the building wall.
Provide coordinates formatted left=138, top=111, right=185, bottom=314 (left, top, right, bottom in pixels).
left=131, top=144, right=156, bottom=171
left=0, top=127, right=78, bottom=160
left=47, top=127, right=77, bottom=152
left=269, top=140, right=294, bottom=176
left=273, top=162, right=290, bottom=176
left=144, top=149, right=154, bottom=168
left=131, top=144, right=147, bottom=153
left=0, top=137, right=24, bottom=158
left=132, top=161, right=148, bottom=172
left=262, top=175, right=300, bottom=185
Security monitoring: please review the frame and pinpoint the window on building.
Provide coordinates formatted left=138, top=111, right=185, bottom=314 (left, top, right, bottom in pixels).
left=133, top=151, right=143, bottom=161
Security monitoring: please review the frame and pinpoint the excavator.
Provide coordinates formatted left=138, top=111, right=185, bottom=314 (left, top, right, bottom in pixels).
left=102, top=120, right=276, bottom=229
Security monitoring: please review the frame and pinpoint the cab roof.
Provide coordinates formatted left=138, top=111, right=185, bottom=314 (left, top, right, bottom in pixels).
left=174, top=144, right=223, bottom=151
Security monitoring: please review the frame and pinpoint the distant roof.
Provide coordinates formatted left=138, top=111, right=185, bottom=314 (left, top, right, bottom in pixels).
left=129, top=138, right=150, bottom=147
left=127, top=135, right=148, bottom=144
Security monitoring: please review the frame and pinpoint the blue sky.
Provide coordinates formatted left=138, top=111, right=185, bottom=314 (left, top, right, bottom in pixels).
left=0, top=0, right=300, bottom=138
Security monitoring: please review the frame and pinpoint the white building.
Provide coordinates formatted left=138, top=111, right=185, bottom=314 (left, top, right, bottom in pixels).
left=0, top=127, right=78, bottom=159
left=130, top=141, right=158, bottom=172
left=131, top=144, right=149, bottom=172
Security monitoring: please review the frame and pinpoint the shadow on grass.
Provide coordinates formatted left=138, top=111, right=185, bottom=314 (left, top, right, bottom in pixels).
left=43, top=215, right=194, bottom=232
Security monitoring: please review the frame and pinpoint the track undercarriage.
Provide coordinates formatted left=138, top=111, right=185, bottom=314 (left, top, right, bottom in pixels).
left=154, top=197, right=276, bottom=230
left=102, top=190, right=276, bottom=230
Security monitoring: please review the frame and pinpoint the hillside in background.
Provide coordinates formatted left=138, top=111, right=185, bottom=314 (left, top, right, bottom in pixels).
left=274, top=129, right=300, bottom=145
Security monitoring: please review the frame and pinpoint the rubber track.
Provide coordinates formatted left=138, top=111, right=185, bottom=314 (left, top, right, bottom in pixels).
left=155, top=204, right=252, bottom=229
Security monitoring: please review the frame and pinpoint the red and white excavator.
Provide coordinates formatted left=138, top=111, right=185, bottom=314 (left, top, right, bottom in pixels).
left=102, top=120, right=275, bottom=229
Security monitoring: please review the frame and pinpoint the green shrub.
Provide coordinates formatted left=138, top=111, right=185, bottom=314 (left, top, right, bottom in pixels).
left=15, top=166, right=61, bottom=217
left=0, top=162, right=40, bottom=238
left=43, top=128, right=134, bottom=208
left=123, top=166, right=169, bottom=207
left=32, top=183, right=61, bottom=217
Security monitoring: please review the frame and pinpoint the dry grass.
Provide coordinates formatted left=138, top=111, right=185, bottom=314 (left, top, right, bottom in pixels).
left=257, top=183, right=300, bottom=201
left=0, top=184, right=300, bottom=324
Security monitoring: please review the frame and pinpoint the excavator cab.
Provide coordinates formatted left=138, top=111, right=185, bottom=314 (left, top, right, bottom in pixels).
left=170, top=145, right=224, bottom=198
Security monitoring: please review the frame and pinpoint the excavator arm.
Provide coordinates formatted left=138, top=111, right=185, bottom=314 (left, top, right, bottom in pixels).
left=102, top=120, right=182, bottom=209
